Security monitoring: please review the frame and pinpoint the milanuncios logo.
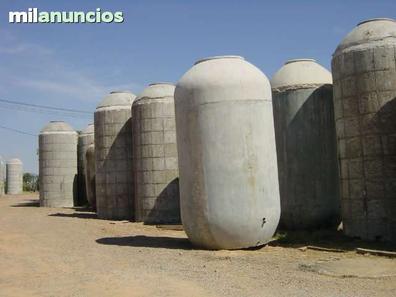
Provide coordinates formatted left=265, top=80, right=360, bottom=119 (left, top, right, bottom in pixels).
left=9, top=8, right=124, bottom=24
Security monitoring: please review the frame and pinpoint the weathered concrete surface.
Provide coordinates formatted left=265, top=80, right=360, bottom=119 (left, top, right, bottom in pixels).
left=0, top=156, right=5, bottom=196
left=1, top=194, right=395, bottom=297
left=272, top=59, right=333, bottom=92
left=272, top=59, right=340, bottom=230
left=94, top=91, right=135, bottom=220
left=175, top=56, right=280, bottom=249
left=332, top=18, right=396, bottom=241
left=77, top=123, right=94, bottom=206
left=39, top=121, right=78, bottom=207
left=84, top=144, right=96, bottom=209
left=6, top=158, right=23, bottom=194
left=132, top=83, right=180, bottom=224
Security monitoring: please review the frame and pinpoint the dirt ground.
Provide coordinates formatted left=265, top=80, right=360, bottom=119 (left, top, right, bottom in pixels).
left=1, top=194, right=395, bottom=297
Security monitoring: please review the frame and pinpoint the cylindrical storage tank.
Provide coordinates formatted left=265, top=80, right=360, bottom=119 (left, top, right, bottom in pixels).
left=0, top=156, right=5, bottom=196
left=271, top=59, right=340, bottom=229
left=332, top=18, right=396, bottom=241
left=39, top=121, right=78, bottom=207
left=6, top=158, right=23, bottom=194
left=77, top=123, right=94, bottom=206
left=84, top=144, right=96, bottom=209
left=94, top=91, right=135, bottom=220
left=175, top=56, right=280, bottom=249
left=132, top=83, right=180, bottom=224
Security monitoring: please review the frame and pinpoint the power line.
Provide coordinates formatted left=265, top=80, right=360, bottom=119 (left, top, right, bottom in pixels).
left=0, top=125, right=37, bottom=137
left=0, top=105, right=91, bottom=119
left=0, top=98, right=94, bottom=137
left=0, top=98, right=92, bottom=114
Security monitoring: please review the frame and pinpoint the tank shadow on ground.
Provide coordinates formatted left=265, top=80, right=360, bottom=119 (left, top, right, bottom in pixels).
left=11, top=199, right=40, bottom=207
left=49, top=212, right=98, bottom=219
left=96, top=235, right=193, bottom=250
left=68, top=206, right=95, bottom=213
left=270, top=229, right=396, bottom=252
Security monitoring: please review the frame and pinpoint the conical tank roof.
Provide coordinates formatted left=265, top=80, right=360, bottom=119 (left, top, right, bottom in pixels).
left=176, top=55, right=271, bottom=102
left=81, top=123, right=94, bottom=135
left=40, top=121, right=76, bottom=134
left=334, top=18, right=396, bottom=55
left=194, top=55, right=244, bottom=65
left=271, top=59, right=332, bottom=91
left=135, top=83, right=175, bottom=103
left=96, top=91, right=136, bottom=109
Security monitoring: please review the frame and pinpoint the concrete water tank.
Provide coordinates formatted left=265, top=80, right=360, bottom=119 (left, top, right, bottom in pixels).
left=77, top=123, right=94, bottom=206
left=0, top=156, right=5, bottom=196
left=39, top=121, right=78, bottom=207
left=6, top=158, right=23, bottom=194
left=175, top=55, right=280, bottom=249
left=84, top=144, right=96, bottom=209
left=271, top=59, right=340, bottom=229
left=132, top=83, right=180, bottom=224
left=332, top=18, right=396, bottom=241
left=94, top=91, right=135, bottom=220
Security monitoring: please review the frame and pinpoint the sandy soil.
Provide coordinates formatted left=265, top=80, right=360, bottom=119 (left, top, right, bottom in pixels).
left=0, top=194, right=395, bottom=297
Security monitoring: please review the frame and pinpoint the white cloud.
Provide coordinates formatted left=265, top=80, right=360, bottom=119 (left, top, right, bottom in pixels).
left=106, top=81, right=144, bottom=93
left=0, top=30, right=142, bottom=101
left=11, top=75, right=143, bottom=101
left=0, top=43, right=53, bottom=55
left=14, top=77, right=104, bottom=99
left=0, top=30, right=53, bottom=55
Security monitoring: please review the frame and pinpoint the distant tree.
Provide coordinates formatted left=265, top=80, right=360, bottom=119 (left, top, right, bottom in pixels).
left=23, top=173, right=39, bottom=192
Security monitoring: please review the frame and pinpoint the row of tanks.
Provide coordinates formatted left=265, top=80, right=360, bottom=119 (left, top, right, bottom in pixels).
left=38, top=85, right=181, bottom=226
left=37, top=18, right=396, bottom=248
left=0, top=156, right=4, bottom=196
left=0, top=157, right=23, bottom=195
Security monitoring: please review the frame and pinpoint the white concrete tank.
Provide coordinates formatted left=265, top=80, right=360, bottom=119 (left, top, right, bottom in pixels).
left=6, top=158, right=23, bottom=194
left=132, top=83, right=180, bottom=224
left=332, top=18, right=396, bottom=241
left=0, top=156, right=5, bottom=196
left=94, top=91, right=136, bottom=220
left=77, top=123, right=94, bottom=206
left=175, top=55, right=280, bottom=249
left=271, top=59, right=340, bottom=229
left=39, top=121, right=78, bottom=207
left=84, top=143, right=96, bottom=209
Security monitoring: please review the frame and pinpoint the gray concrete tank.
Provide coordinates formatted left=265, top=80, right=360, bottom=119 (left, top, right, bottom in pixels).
left=0, top=156, right=5, bottom=196
left=77, top=123, right=94, bottom=206
left=39, top=121, right=78, bottom=207
left=6, top=158, right=23, bottom=194
left=271, top=59, right=340, bottom=229
left=94, top=91, right=135, bottom=220
left=175, top=55, right=280, bottom=249
left=132, top=83, right=180, bottom=224
left=84, top=144, right=96, bottom=209
left=332, top=18, right=396, bottom=241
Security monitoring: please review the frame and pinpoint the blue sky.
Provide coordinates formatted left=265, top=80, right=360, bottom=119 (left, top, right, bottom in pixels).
left=0, top=0, right=395, bottom=173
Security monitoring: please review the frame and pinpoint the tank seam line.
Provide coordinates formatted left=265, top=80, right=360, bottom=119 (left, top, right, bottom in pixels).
left=197, top=99, right=272, bottom=106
